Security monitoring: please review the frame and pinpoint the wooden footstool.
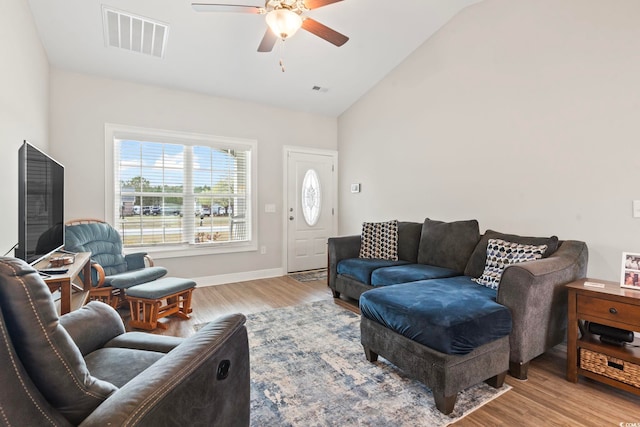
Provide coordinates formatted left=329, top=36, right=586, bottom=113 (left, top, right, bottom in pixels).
left=126, top=277, right=196, bottom=330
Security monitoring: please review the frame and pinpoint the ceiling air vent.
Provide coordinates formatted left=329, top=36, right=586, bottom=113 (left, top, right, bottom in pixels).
left=102, top=6, right=169, bottom=58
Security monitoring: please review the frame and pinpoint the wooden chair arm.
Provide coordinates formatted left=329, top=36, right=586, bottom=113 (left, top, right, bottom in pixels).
left=65, top=218, right=107, bottom=226
left=91, top=262, right=107, bottom=287
left=145, top=254, right=154, bottom=267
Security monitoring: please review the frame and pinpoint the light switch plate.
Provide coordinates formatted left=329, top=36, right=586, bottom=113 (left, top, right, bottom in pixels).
left=350, top=183, right=360, bottom=193
left=634, top=200, right=640, bottom=218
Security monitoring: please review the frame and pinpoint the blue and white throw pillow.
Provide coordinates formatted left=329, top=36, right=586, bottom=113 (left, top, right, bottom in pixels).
left=473, top=238, right=547, bottom=290
left=359, top=220, right=399, bottom=261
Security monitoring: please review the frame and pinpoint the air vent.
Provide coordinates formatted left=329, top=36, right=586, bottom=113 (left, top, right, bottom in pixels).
left=102, top=6, right=169, bottom=58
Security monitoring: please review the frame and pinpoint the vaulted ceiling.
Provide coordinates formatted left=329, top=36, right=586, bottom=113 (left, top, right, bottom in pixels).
left=27, top=0, right=480, bottom=116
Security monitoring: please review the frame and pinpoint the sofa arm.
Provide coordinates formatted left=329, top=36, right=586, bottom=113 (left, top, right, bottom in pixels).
left=80, top=313, right=250, bottom=427
left=497, top=240, right=588, bottom=374
left=328, top=235, right=362, bottom=291
left=59, top=301, right=125, bottom=356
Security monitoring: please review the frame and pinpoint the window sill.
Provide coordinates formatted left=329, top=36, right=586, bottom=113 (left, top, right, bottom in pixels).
left=125, top=241, right=258, bottom=260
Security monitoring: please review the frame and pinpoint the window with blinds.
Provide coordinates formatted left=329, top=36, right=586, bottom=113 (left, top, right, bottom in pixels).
left=108, top=127, right=255, bottom=251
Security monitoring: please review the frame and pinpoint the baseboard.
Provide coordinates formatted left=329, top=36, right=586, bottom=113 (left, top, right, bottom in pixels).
left=192, top=267, right=285, bottom=287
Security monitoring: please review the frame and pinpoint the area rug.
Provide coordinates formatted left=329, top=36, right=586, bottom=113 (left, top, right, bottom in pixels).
left=241, top=300, right=510, bottom=426
left=288, top=269, right=327, bottom=283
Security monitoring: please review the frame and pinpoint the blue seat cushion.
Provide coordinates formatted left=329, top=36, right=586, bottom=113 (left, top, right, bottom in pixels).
left=337, top=258, right=410, bottom=285
left=126, top=277, right=196, bottom=299
left=371, top=263, right=459, bottom=287
left=105, top=266, right=168, bottom=289
left=360, top=276, right=512, bottom=355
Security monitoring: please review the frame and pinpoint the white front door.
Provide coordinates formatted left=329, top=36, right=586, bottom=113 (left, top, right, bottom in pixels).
left=285, top=149, right=337, bottom=273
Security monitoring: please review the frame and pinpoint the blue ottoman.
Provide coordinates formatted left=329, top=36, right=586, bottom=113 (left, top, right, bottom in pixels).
left=359, top=277, right=511, bottom=415
left=126, top=277, right=196, bottom=330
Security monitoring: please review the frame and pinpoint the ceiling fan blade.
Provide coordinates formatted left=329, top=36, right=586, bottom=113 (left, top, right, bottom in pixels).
left=191, top=3, right=264, bottom=14
left=257, top=28, right=278, bottom=52
left=303, top=0, right=343, bottom=10
left=301, top=18, right=349, bottom=47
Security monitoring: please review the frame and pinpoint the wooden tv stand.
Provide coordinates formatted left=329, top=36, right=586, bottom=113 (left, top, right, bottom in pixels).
left=34, top=251, right=91, bottom=314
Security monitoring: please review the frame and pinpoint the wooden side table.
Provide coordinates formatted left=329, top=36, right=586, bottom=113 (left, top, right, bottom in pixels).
left=566, top=278, right=640, bottom=395
left=34, top=252, right=92, bottom=315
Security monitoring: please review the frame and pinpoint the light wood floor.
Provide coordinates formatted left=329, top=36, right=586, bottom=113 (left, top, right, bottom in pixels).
left=131, top=276, right=640, bottom=426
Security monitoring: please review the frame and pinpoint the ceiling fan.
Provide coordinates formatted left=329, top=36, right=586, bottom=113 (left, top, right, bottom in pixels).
left=192, top=0, right=349, bottom=52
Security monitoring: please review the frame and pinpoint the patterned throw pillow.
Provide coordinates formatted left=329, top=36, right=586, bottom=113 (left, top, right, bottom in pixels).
left=359, top=220, right=399, bottom=261
left=473, top=238, right=547, bottom=290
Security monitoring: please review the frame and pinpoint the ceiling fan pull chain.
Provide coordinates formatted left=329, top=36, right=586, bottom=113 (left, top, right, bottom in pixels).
left=278, top=38, right=286, bottom=72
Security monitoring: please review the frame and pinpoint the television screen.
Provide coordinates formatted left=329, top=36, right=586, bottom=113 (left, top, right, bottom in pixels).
left=16, top=141, right=65, bottom=264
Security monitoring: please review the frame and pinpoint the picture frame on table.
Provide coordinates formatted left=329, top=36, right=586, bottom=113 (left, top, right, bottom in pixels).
left=620, top=252, right=640, bottom=289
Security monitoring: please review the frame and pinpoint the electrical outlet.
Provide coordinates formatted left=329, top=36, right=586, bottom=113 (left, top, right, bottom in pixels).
left=260, top=246, right=267, bottom=254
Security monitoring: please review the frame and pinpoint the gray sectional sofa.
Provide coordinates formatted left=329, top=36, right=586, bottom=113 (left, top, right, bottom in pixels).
left=328, top=219, right=589, bottom=381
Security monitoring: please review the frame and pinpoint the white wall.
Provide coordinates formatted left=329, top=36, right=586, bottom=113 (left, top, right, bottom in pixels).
left=0, top=1, right=49, bottom=256
left=49, top=69, right=337, bottom=279
left=338, top=0, right=640, bottom=281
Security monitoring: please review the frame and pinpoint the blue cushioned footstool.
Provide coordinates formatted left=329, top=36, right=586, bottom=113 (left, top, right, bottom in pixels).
left=359, top=277, right=512, bottom=415
left=126, top=277, right=196, bottom=330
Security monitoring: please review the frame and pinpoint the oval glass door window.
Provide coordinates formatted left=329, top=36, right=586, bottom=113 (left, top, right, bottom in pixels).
left=301, top=169, right=321, bottom=226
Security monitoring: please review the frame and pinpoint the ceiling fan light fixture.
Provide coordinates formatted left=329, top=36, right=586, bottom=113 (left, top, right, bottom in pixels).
left=265, top=8, right=302, bottom=39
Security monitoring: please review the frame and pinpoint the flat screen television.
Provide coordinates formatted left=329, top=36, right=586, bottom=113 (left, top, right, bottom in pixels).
left=16, top=141, right=65, bottom=265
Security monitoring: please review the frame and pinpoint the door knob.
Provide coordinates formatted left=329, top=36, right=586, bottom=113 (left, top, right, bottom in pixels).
left=289, top=216, right=294, bottom=221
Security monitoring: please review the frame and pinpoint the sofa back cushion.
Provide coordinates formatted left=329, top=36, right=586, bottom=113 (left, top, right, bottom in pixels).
left=464, top=230, right=559, bottom=278
left=397, top=221, right=423, bottom=263
left=0, top=257, right=117, bottom=425
left=417, top=219, right=480, bottom=273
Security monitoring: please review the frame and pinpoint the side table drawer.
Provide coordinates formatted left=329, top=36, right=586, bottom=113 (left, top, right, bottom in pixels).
left=577, top=295, right=640, bottom=325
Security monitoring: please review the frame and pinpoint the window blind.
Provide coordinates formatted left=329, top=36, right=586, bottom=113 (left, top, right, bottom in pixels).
left=113, top=137, right=252, bottom=249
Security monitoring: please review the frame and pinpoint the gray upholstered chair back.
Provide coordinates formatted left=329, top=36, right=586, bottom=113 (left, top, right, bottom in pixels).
left=0, top=303, right=73, bottom=426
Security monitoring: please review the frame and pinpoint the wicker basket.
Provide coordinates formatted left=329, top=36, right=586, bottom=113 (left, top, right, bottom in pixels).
left=580, top=348, right=640, bottom=388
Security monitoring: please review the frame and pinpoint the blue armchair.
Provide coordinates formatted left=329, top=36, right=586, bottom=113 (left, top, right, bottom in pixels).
left=65, top=219, right=167, bottom=307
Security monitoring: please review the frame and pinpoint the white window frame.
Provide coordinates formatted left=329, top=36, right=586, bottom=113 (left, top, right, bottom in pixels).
left=105, top=123, right=258, bottom=259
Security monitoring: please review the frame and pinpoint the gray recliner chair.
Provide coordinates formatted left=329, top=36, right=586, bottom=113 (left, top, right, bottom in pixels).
left=0, top=256, right=250, bottom=426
